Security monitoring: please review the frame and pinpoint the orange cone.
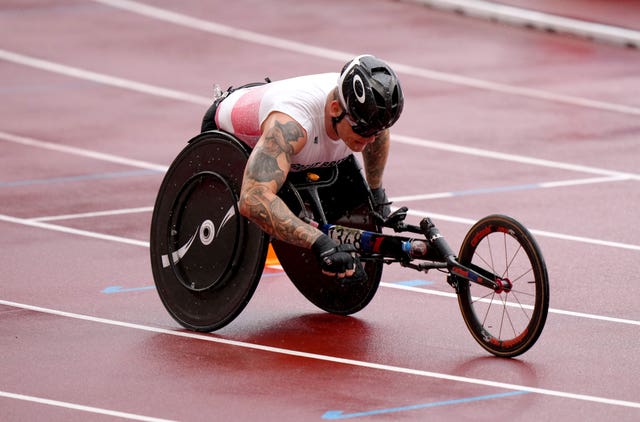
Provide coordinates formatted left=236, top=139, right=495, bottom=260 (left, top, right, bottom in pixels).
left=265, top=243, right=280, bottom=266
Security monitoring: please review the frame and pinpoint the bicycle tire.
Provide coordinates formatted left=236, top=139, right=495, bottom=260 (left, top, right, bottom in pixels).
left=455, top=214, right=549, bottom=357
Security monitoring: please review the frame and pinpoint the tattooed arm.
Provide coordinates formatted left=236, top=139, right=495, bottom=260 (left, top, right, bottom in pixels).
left=361, top=128, right=390, bottom=189
left=238, top=112, right=324, bottom=249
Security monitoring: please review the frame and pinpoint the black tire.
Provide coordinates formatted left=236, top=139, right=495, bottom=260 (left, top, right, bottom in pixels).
left=150, top=130, right=269, bottom=332
left=271, top=212, right=382, bottom=316
left=456, top=215, right=549, bottom=357
left=272, top=156, right=383, bottom=315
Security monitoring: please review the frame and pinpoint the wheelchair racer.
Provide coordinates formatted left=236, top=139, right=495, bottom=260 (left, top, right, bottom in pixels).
left=201, top=55, right=404, bottom=279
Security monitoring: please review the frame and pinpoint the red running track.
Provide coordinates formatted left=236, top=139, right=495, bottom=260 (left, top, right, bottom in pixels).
left=1, top=1, right=639, bottom=421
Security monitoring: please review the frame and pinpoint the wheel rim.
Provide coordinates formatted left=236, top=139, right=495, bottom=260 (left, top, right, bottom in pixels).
left=165, top=171, right=242, bottom=292
left=457, top=216, right=548, bottom=356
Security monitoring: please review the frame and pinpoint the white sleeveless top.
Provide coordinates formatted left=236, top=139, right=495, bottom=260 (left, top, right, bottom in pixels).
left=215, top=73, right=352, bottom=171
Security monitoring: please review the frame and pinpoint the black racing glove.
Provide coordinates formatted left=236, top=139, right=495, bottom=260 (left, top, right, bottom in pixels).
left=312, top=234, right=364, bottom=279
left=371, top=187, right=392, bottom=219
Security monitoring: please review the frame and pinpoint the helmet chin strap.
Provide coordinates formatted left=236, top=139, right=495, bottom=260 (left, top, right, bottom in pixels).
left=331, top=110, right=347, bottom=135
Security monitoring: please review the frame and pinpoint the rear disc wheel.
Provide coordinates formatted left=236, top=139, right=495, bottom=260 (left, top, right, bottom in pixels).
left=150, top=131, right=269, bottom=332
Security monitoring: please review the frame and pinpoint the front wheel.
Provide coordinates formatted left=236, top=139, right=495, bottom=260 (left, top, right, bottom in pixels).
left=456, top=215, right=549, bottom=357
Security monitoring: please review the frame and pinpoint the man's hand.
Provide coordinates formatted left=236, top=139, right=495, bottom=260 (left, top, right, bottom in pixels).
left=312, top=234, right=363, bottom=279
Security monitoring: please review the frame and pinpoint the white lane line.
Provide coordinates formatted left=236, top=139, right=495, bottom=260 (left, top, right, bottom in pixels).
left=0, top=49, right=210, bottom=106
left=380, top=284, right=640, bottom=326
left=393, top=135, right=640, bottom=180
left=3, top=130, right=637, bottom=253
left=411, top=0, right=640, bottom=48
left=30, top=206, right=154, bottom=222
left=539, top=175, right=632, bottom=188
left=4, top=127, right=639, bottom=186
left=0, top=213, right=149, bottom=248
left=1, top=211, right=638, bottom=326
left=529, top=228, right=640, bottom=252
left=390, top=175, right=631, bottom=202
left=4, top=194, right=639, bottom=255
left=403, top=208, right=640, bottom=252
left=2, top=300, right=639, bottom=409
left=0, top=391, right=175, bottom=422
left=89, top=0, right=640, bottom=116
left=5, top=129, right=637, bottom=250
left=0, top=131, right=170, bottom=172
left=3, top=2, right=640, bottom=117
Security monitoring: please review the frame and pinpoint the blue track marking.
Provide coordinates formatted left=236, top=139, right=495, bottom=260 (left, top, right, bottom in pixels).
left=394, top=280, right=434, bottom=287
left=102, top=285, right=156, bottom=294
left=322, top=391, right=529, bottom=419
left=0, top=169, right=161, bottom=188
left=101, top=272, right=285, bottom=294
left=451, top=183, right=540, bottom=197
left=390, top=175, right=628, bottom=203
left=101, top=276, right=419, bottom=294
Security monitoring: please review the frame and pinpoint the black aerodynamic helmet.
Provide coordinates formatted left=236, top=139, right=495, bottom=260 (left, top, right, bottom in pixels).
left=337, top=54, right=404, bottom=137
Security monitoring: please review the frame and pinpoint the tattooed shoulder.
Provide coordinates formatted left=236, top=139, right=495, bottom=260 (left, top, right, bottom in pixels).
left=263, top=119, right=305, bottom=156
left=274, top=120, right=305, bottom=144
left=245, top=117, right=305, bottom=186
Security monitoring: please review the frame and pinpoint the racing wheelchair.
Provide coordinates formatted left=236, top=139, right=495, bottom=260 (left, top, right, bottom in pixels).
left=150, top=130, right=549, bottom=358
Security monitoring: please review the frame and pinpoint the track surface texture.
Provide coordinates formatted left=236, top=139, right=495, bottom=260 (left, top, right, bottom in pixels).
left=1, top=1, right=639, bottom=421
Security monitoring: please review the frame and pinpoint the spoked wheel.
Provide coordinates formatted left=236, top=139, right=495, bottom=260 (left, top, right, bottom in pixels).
left=455, top=215, right=549, bottom=357
left=150, top=130, right=269, bottom=332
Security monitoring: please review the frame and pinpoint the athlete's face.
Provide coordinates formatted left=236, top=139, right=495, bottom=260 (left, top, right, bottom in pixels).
left=329, top=97, right=379, bottom=151
left=336, top=117, right=377, bottom=152
left=344, top=132, right=376, bottom=152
